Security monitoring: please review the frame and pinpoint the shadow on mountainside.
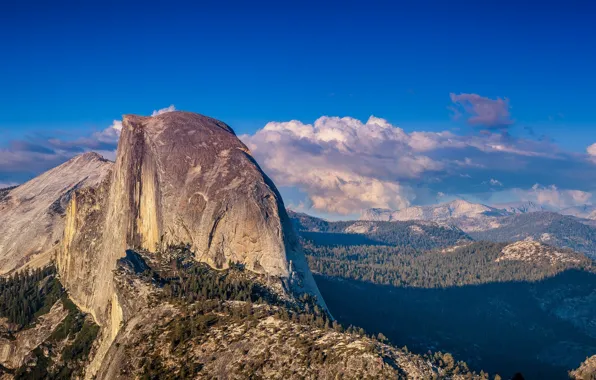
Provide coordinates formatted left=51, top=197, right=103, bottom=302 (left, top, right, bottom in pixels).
left=314, top=269, right=596, bottom=380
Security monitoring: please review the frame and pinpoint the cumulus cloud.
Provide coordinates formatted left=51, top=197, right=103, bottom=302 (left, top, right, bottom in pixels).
left=241, top=115, right=568, bottom=214
left=243, top=116, right=432, bottom=214
left=450, top=93, right=513, bottom=130
left=588, top=143, right=596, bottom=157
left=242, top=114, right=596, bottom=215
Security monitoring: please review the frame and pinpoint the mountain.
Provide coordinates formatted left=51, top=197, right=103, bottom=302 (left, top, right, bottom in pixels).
left=317, top=269, right=596, bottom=379
left=0, top=256, right=479, bottom=379
left=304, top=233, right=596, bottom=378
left=0, top=112, right=486, bottom=379
left=492, top=200, right=551, bottom=214
left=362, top=200, right=596, bottom=258
left=468, top=212, right=596, bottom=259
left=361, top=199, right=506, bottom=222
left=289, top=210, right=471, bottom=250
left=55, top=111, right=325, bottom=376
left=0, top=153, right=112, bottom=275
left=496, top=240, right=585, bottom=265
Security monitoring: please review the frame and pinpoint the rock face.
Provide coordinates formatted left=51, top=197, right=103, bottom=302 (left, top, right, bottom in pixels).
left=56, top=112, right=325, bottom=376
left=570, top=355, right=596, bottom=379
left=0, top=153, right=112, bottom=275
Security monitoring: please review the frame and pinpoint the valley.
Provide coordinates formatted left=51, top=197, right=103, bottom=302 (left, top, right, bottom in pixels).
left=315, top=270, right=596, bottom=380
left=293, top=211, right=596, bottom=379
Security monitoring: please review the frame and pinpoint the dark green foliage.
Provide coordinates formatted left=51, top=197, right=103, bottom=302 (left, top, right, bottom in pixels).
left=15, top=302, right=100, bottom=380
left=14, top=347, right=52, bottom=380
left=159, top=259, right=277, bottom=305
left=61, top=320, right=100, bottom=362
left=135, top=249, right=337, bottom=379
left=316, top=269, right=596, bottom=379
left=0, top=266, right=63, bottom=329
left=305, top=241, right=594, bottom=288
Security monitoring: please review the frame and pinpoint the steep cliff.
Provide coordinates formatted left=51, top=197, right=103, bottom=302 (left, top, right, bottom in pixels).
left=0, top=153, right=112, bottom=275
left=56, top=111, right=326, bottom=377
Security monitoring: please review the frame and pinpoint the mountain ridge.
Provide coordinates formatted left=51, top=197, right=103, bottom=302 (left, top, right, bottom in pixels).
left=0, top=152, right=112, bottom=275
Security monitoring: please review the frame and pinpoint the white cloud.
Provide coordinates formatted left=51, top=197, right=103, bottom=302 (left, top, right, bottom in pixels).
left=588, top=143, right=596, bottom=157
left=242, top=114, right=591, bottom=215
left=243, top=116, right=438, bottom=214
left=151, top=105, right=176, bottom=116
left=520, top=184, right=592, bottom=209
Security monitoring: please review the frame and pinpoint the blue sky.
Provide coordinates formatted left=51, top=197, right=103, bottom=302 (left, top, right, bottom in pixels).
left=1, top=1, right=596, bottom=217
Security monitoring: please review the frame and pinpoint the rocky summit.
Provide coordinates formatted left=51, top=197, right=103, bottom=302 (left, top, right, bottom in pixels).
left=53, top=111, right=325, bottom=376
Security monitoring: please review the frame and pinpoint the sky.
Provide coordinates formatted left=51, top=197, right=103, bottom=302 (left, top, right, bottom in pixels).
left=1, top=0, right=596, bottom=218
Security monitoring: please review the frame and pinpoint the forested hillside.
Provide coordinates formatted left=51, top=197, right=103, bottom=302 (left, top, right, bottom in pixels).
left=304, top=240, right=594, bottom=288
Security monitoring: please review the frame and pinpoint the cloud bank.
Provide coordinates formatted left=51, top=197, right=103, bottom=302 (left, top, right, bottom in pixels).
left=2, top=100, right=594, bottom=216
left=242, top=115, right=596, bottom=215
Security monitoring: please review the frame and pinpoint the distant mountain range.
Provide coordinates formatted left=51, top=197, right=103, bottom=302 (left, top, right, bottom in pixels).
left=288, top=200, right=596, bottom=260
left=362, top=199, right=596, bottom=223
left=288, top=210, right=471, bottom=251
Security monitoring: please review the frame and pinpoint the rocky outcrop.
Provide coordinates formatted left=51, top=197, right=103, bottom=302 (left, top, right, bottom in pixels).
left=56, top=111, right=326, bottom=377
left=0, top=153, right=112, bottom=275
left=496, top=241, right=584, bottom=265
left=570, top=355, right=596, bottom=379
left=0, top=301, right=68, bottom=369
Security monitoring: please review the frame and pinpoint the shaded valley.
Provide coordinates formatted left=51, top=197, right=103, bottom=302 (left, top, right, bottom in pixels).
left=315, top=270, right=596, bottom=379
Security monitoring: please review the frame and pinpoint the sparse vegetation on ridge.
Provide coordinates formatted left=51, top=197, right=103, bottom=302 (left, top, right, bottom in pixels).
left=110, top=245, right=487, bottom=379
